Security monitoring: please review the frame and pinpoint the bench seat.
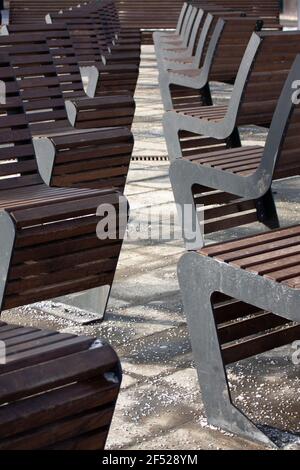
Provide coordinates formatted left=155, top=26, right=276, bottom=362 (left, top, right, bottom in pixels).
left=201, top=225, right=300, bottom=288
left=0, top=321, right=121, bottom=450
left=178, top=225, right=300, bottom=447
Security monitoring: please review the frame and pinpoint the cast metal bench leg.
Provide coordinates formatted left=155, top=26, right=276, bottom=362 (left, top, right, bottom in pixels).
left=255, top=188, right=280, bottom=230
left=0, top=211, right=15, bottom=312
left=178, top=252, right=277, bottom=448
left=158, top=71, right=174, bottom=111
left=163, top=112, right=183, bottom=160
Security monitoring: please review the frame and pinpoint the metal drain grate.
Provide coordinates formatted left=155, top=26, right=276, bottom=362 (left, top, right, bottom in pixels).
left=132, top=155, right=169, bottom=161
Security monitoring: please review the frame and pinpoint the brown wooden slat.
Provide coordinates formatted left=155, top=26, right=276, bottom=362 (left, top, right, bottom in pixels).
left=222, top=324, right=300, bottom=365
left=46, top=428, right=108, bottom=450
left=213, top=299, right=262, bottom=324
left=200, top=225, right=300, bottom=258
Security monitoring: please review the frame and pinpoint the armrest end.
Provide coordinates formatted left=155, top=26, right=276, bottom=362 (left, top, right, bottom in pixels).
left=79, top=65, right=100, bottom=98
left=33, top=137, right=55, bottom=186
left=66, top=94, right=136, bottom=130
left=65, top=100, right=77, bottom=127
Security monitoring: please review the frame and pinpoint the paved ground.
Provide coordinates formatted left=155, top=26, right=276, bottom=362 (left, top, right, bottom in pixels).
left=3, top=45, right=300, bottom=451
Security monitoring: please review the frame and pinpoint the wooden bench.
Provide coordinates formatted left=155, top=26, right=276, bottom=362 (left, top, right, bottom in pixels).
left=164, top=33, right=300, bottom=247
left=0, top=32, right=135, bottom=193
left=155, top=6, right=203, bottom=66
left=2, top=24, right=137, bottom=125
left=178, top=224, right=300, bottom=447
left=0, top=321, right=121, bottom=449
left=158, top=14, right=262, bottom=111
left=0, top=56, right=129, bottom=319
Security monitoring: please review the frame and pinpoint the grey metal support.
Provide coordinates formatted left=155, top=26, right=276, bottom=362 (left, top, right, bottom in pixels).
left=0, top=211, right=16, bottom=313
left=0, top=9, right=9, bottom=25
left=156, top=9, right=204, bottom=68
left=79, top=65, right=99, bottom=98
left=193, top=13, right=215, bottom=69
left=154, top=4, right=193, bottom=59
left=33, top=137, right=55, bottom=186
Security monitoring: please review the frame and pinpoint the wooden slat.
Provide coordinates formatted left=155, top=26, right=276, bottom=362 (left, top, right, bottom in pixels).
left=222, top=324, right=300, bottom=365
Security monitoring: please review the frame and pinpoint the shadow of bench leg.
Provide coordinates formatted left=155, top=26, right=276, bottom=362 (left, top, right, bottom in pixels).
left=54, top=285, right=111, bottom=323
left=226, top=127, right=241, bottom=148
left=178, top=252, right=277, bottom=448
left=255, top=188, right=280, bottom=230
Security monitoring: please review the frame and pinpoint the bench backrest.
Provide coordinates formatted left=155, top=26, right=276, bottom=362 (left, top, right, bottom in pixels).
left=232, top=32, right=300, bottom=128
left=185, top=8, right=204, bottom=56
left=48, top=7, right=121, bottom=64
left=3, top=24, right=87, bottom=100
left=192, top=8, right=248, bottom=70
left=262, top=54, right=300, bottom=181
left=74, top=0, right=124, bottom=45
left=0, top=55, right=42, bottom=190
left=206, top=17, right=263, bottom=84
left=0, top=32, right=80, bottom=133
